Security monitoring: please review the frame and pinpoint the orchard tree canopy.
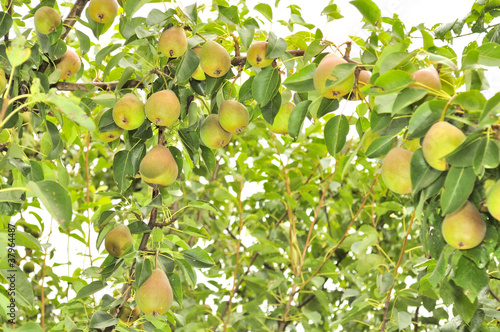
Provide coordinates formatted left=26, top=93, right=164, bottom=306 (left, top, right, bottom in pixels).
left=2, top=0, right=500, bottom=331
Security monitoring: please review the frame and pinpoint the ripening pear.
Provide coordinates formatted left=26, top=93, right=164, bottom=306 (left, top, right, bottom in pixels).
left=381, top=147, right=413, bottom=194
left=191, top=46, right=206, bottom=80
left=112, top=93, right=145, bottom=130
left=247, top=41, right=274, bottom=68
left=104, top=224, right=134, bottom=258
left=411, top=67, right=441, bottom=91
left=422, top=121, right=466, bottom=171
left=313, top=53, right=355, bottom=99
left=23, top=262, right=35, bottom=273
left=200, top=40, right=231, bottom=78
left=271, top=102, right=295, bottom=135
left=136, top=269, right=174, bottom=316
left=442, top=201, right=486, bottom=250
left=56, top=50, right=81, bottom=80
left=34, top=7, right=61, bottom=34
left=88, top=0, right=118, bottom=23
left=0, top=68, right=7, bottom=94
left=158, top=26, right=188, bottom=58
left=139, top=145, right=179, bottom=188
left=200, top=114, right=232, bottom=149
left=218, top=100, right=249, bottom=133
left=145, top=90, right=180, bottom=127
left=119, top=298, right=140, bottom=324
left=487, top=180, right=500, bottom=220
left=94, top=110, right=123, bottom=142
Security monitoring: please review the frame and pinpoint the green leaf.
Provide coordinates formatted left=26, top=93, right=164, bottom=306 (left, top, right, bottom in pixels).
left=113, top=143, right=145, bottom=192
left=182, top=247, right=215, bottom=268
left=47, top=93, right=96, bottom=131
left=45, top=121, right=64, bottom=160
left=7, top=36, right=31, bottom=67
left=364, top=70, right=413, bottom=95
left=89, top=311, right=119, bottom=329
left=219, top=5, right=239, bottom=24
left=76, top=280, right=107, bottom=299
left=252, top=66, right=281, bottom=106
left=392, top=88, right=427, bottom=114
left=440, top=166, right=475, bottom=215
left=376, top=272, right=394, bottom=295
left=479, top=91, right=500, bottom=126
left=408, top=101, right=446, bottom=139
left=283, top=63, right=317, bottom=92
left=237, top=25, right=254, bottom=50
left=350, top=0, right=381, bottom=26
left=453, top=256, right=489, bottom=303
left=452, top=90, right=486, bottom=113
left=288, top=100, right=311, bottom=139
left=395, top=309, right=412, bottom=330
left=4, top=322, right=43, bottom=332
left=428, top=246, right=454, bottom=287
left=27, top=181, right=72, bottom=223
left=0, top=266, right=34, bottom=309
left=365, top=135, right=395, bottom=158
left=254, top=3, right=273, bottom=21
left=477, top=42, right=500, bottom=66
left=324, top=115, right=349, bottom=156
left=177, top=49, right=199, bottom=83
left=260, top=92, right=281, bottom=125
left=76, top=29, right=91, bottom=55
left=266, top=31, right=287, bottom=58
left=0, top=12, right=13, bottom=38
left=410, top=149, right=442, bottom=193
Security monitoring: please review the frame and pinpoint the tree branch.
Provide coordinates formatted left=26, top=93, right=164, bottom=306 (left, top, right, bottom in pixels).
left=52, top=79, right=143, bottom=92
left=61, top=0, right=90, bottom=41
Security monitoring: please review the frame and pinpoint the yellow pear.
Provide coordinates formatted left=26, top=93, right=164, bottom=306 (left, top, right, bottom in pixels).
left=411, top=67, right=441, bottom=91
left=112, top=93, right=145, bottom=130
left=191, top=46, right=206, bottom=81
left=158, top=26, right=188, bottom=58
left=145, top=90, right=180, bottom=127
left=218, top=100, right=249, bottom=133
left=200, top=40, right=231, bottom=78
left=271, top=102, right=295, bottom=135
left=136, top=268, right=173, bottom=316
left=56, top=50, right=81, bottom=80
left=88, top=0, right=118, bottom=23
left=422, top=121, right=465, bottom=171
left=200, top=114, right=232, bottom=149
left=34, top=7, right=61, bottom=34
left=381, top=147, right=413, bottom=194
left=487, top=180, right=500, bottom=220
left=313, top=53, right=355, bottom=99
left=139, top=145, right=179, bottom=188
left=104, top=224, right=134, bottom=258
left=442, top=201, right=486, bottom=250
left=247, top=41, right=274, bottom=68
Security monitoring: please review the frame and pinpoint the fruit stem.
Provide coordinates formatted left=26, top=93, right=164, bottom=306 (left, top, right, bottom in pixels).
left=439, top=93, right=457, bottom=122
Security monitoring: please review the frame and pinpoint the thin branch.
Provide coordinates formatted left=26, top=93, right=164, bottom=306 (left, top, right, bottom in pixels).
left=52, top=79, right=143, bottom=92
left=61, top=0, right=90, bottom=41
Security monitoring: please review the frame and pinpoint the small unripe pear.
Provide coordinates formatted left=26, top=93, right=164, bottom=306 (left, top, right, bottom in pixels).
left=313, top=53, right=355, bottom=99
left=200, top=114, right=232, bottom=149
left=247, top=41, right=274, bottom=68
left=145, top=90, right=180, bottom=127
left=381, top=147, right=413, bottom=194
left=411, top=67, right=441, bottom=91
left=88, top=0, right=118, bottom=24
left=358, top=70, right=371, bottom=86
left=139, top=145, right=179, bottom=188
left=422, top=121, right=466, bottom=171
left=94, top=110, right=123, bottom=142
left=136, top=269, right=173, bottom=316
left=200, top=40, right=231, bottom=78
left=119, top=298, right=140, bottom=323
left=23, top=262, right=35, bottom=273
left=56, top=50, right=81, bottom=80
left=191, top=46, right=206, bottom=81
left=271, top=102, right=295, bottom=134
left=158, top=26, right=188, bottom=58
left=218, top=100, right=249, bottom=133
left=0, top=68, right=7, bottom=93
left=487, top=180, right=500, bottom=220
left=104, top=225, right=134, bottom=258
left=34, top=7, right=61, bottom=34
left=112, top=93, right=145, bottom=130
left=442, top=201, right=486, bottom=250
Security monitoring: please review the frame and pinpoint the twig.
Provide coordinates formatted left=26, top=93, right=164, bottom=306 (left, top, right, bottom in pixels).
left=52, top=79, right=143, bottom=92
left=61, top=0, right=90, bottom=41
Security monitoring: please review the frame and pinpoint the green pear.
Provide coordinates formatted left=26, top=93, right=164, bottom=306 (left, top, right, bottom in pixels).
left=442, top=201, right=486, bottom=250
left=218, top=100, right=249, bottom=133
left=145, top=90, right=180, bottom=127
left=200, top=40, right=231, bottom=78
left=139, top=145, right=179, bottom=188
left=158, top=26, right=188, bottom=58
left=200, top=114, right=232, bottom=149
left=247, top=41, right=274, bottom=68
left=112, top=93, right=145, bottom=130
left=104, top=224, right=134, bottom=258
left=191, top=46, right=206, bottom=81
left=56, top=50, right=81, bottom=80
left=88, top=0, right=118, bottom=23
left=119, top=298, right=140, bottom=324
left=411, top=67, right=441, bottom=91
left=487, top=180, right=500, bottom=220
left=422, top=121, right=465, bottom=171
left=94, top=110, right=123, bottom=142
left=0, top=68, right=7, bottom=94
left=271, top=102, right=295, bottom=134
left=34, top=7, right=61, bottom=34
left=313, top=53, right=355, bottom=99
left=381, top=147, right=413, bottom=194
left=23, top=262, right=35, bottom=273
left=136, top=268, right=173, bottom=316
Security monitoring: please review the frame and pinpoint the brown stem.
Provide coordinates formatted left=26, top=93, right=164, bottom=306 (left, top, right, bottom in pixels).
left=61, top=0, right=90, bottom=41
left=413, top=306, right=419, bottom=332
left=52, top=79, right=143, bottom=92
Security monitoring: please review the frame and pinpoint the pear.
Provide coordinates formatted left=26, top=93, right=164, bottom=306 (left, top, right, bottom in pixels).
left=0, top=68, right=7, bottom=94
left=271, top=102, right=295, bottom=134
left=139, top=145, right=179, bottom=188
left=218, top=100, right=249, bottom=133
left=200, top=40, right=231, bottom=78
left=411, top=67, right=441, bottom=91
left=94, top=110, right=123, bottom=142
left=88, top=0, right=118, bottom=23
left=23, top=262, right=35, bottom=273
left=104, top=224, right=134, bottom=258
left=200, top=114, right=232, bottom=149
left=247, top=41, right=274, bottom=68
left=112, top=93, right=145, bottom=130
left=487, top=180, right=500, bottom=220
left=34, top=7, right=61, bottom=34
left=442, top=201, right=486, bottom=250
left=381, top=147, right=413, bottom=194
left=56, top=50, right=81, bottom=80
left=158, top=26, right=188, bottom=58
left=191, top=46, right=206, bottom=81
left=119, top=298, right=140, bottom=323
left=145, top=90, right=180, bottom=127
left=313, top=53, right=355, bottom=99
left=422, top=121, right=466, bottom=171
left=136, top=268, right=174, bottom=316
left=358, top=69, right=372, bottom=86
